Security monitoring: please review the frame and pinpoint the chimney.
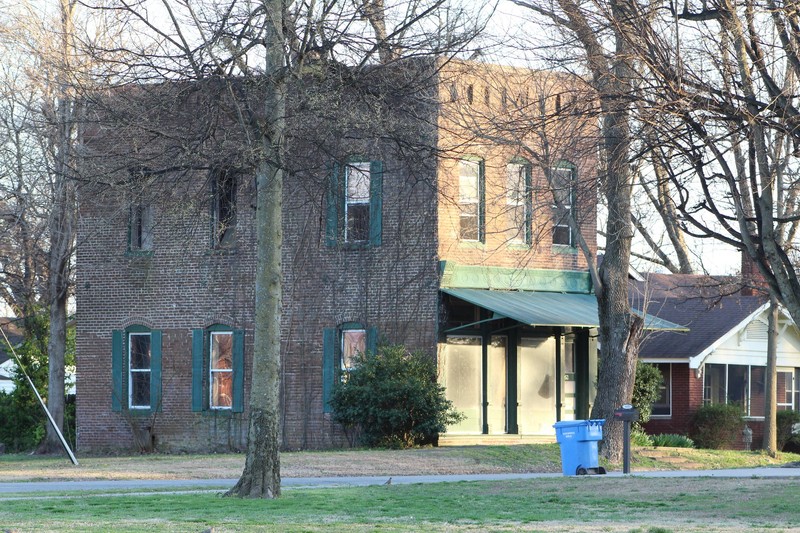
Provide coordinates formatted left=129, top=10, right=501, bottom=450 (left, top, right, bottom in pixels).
left=741, top=250, right=767, bottom=296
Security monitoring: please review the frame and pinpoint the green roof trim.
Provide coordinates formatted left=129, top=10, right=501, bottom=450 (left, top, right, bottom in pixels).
left=441, top=288, right=687, bottom=331
left=439, top=261, right=592, bottom=293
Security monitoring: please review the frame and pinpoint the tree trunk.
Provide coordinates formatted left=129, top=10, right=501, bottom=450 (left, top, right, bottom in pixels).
left=763, top=295, right=778, bottom=456
left=39, top=0, right=78, bottom=456
left=226, top=0, right=284, bottom=499
left=589, top=9, right=640, bottom=460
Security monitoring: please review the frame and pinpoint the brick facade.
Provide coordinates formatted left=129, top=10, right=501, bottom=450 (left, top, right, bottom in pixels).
left=76, top=60, right=599, bottom=452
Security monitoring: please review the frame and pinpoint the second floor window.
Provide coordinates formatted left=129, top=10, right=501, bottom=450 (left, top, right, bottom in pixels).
left=506, top=161, right=531, bottom=245
left=345, top=163, right=371, bottom=242
left=459, top=159, right=484, bottom=242
left=129, top=203, right=154, bottom=252
left=551, top=165, right=576, bottom=246
left=326, top=160, right=383, bottom=247
left=212, top=168, right=236, bottom=247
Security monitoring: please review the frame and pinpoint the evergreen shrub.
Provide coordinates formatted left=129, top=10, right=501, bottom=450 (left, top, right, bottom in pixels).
left=689, top=403, right=744, bottom=449
left=331, top=345, right=463, bottom=448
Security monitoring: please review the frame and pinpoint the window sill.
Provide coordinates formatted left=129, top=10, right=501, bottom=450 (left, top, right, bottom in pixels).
left=552, top=245, right=578, bottom=254
left=126, top=408, right=155, bottom=416
left=202, top=408, right=236, bottom=417
left=206, top=246, right=238, bottom=256
left=458, top=241, right=485, bottom=250
left=650, top=414, right=672, bottom=419
left=508, top=243, right=531, bottom=250
left=126, top=250, right=154, bottom=258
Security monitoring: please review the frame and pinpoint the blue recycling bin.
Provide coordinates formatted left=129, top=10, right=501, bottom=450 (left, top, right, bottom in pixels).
left=553, top=419, right=606, bottom=476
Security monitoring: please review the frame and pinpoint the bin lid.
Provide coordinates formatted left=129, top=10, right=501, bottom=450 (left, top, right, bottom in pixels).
left=553, top=419, right=605, bottom=428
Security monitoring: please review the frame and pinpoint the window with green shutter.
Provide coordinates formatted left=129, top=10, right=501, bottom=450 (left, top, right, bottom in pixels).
left=325, top=160, right=383, bottom=247
left=191, top=326, right=245, bottom=413
left=111, top=326, right=162, bottom=414
left=322, top=324, right=378, bottom=413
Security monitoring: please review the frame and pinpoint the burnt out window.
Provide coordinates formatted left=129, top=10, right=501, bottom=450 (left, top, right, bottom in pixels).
left=212, top=168, right=236, bottom=247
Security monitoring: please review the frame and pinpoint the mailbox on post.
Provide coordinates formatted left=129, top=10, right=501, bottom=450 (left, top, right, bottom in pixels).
left=614, top=404, right=639, bottom=474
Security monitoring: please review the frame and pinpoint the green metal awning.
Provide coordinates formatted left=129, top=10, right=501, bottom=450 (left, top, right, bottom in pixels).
left=441, top=288, right=686, bottom=331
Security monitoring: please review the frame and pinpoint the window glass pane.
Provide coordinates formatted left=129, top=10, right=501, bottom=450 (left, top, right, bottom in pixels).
left=130, top=370, right=150, bottom=407
left=728, top=364, right=747, bottom=409
left=778, top=370, right=794, bottom=409
left=130, top=334, right=151, bottom=370
left=346, top=163, right=371, bottom=202
left=506, top=164, right=525, bottom=205
left=211, top=332, right=233, bottom=370
left=704, top=364, right=726, bottom=405
left=213, top=169, right=236, bottom=245
left=551, top=167, right=573, bottom=207
left=652, top=363, right=671, bottom=416
left=342, top=329, right=366, bottom=371
left=211, top=372, right=233, bottom=408
left=553, top=224, right=571, bottom=245
left=459, top=161, right=479, bottom=202
left=346, top=204, right=370, bottom=242
left=460, top=203, right=479, bottom=241
left=749, top=366, right=765, bottom=417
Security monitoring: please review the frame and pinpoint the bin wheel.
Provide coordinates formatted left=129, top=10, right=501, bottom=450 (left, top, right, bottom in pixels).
left=576, top=467, right=588, bottom=476
left=598, top=466, right=607, bottom=475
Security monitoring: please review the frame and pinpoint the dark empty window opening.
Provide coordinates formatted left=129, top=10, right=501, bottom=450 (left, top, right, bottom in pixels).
left=467, top=85, right=474, bottom=105
left=129, top=203, right=154, bottom=251
left=212, top=169, right=237, bottom=247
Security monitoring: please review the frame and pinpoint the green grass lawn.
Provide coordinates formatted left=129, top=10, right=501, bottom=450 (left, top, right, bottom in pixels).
left=2, top=476, right=799, bottom=532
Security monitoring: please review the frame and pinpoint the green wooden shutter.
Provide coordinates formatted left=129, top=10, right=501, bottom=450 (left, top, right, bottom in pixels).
left=478, top=160, right=486, bottom=243
left=322, top=328, right=336, bottom=413
left=325, top=162, right=340, bottom=246
left=191, top=329, right=204, bottom=412
left=111, top=330, right=123, bottom=412
left=150, top=330, right=162, bottom=412
left=369, top=160, right=383, bottom=246
left=232, top=329, right=245, bottom=413
left=366, top=327, right=378, bottom=356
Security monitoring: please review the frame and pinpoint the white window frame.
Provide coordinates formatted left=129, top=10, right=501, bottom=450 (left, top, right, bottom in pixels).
left=128, top=332, right=151, bottom=410
left=551, top=166, right=575, bottom=247
left=703, top=363, right=767, bottom=418
left=209, top=331, right=234, bottom=410
left=458, top=160, right=481, bottom=241
left=777, top=367, right=797, bottom=411
left=506, top=162, right=528, bottom=245
left=340, top=328, right=367, bottom=374
left=344, top=162, right=371, bottom=243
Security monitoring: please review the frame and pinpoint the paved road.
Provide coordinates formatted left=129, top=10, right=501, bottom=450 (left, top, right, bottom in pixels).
left=1, top=467, right=798, bottom=495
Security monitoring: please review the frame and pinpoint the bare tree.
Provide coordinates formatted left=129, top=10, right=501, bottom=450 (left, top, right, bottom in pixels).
left=82, top=0, right=484, bottom=497
left=503, top=0, right=647, bottom=461
left=0, top=0, right=84, bottom=453
left=602, top=0, right=800, bottom=453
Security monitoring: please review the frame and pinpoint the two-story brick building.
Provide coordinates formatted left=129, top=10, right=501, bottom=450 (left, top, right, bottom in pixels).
left=75, top=59, right=604, bottom=452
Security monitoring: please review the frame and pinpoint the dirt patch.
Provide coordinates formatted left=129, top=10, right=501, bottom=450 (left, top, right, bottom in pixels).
left=0, top=446, right=546, bottom=482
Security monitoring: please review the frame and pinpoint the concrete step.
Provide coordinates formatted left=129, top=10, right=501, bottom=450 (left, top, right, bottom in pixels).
left=439, top=434, right=557, bottom=446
